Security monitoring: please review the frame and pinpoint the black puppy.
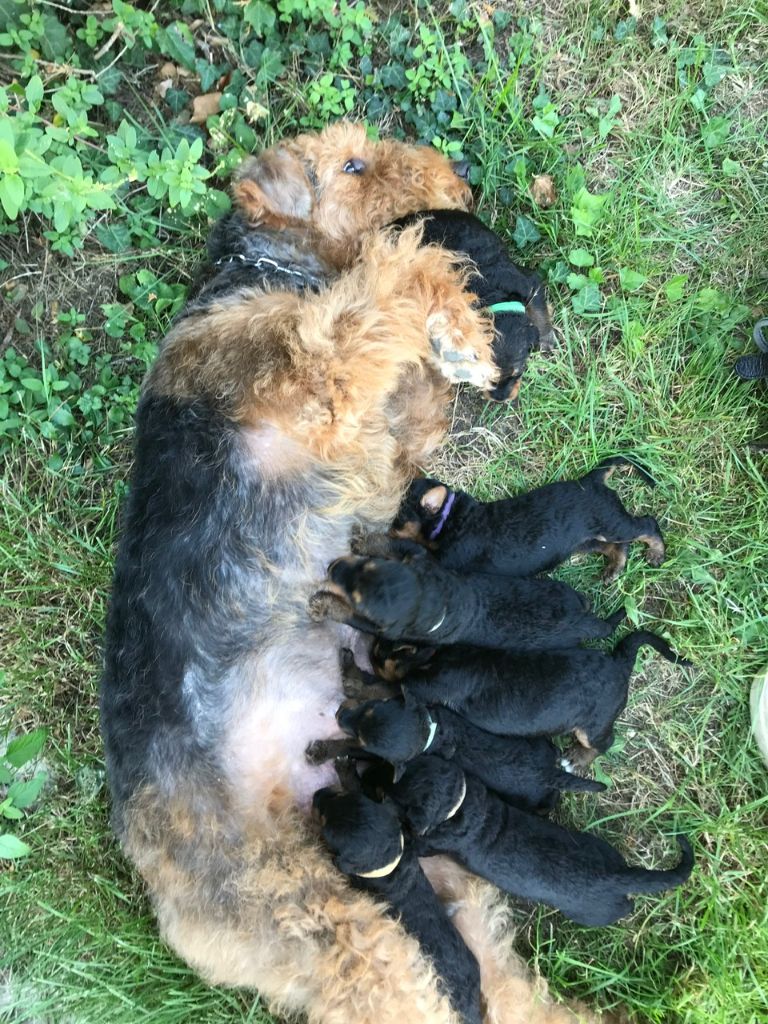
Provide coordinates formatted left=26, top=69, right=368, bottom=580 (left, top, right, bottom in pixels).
left=311, top=693, right=605, bottom=810
left=309, top=553, right=623, bottom=649
left=313, top=786, right=482, bottom=1024
left=393, top=209, right=553, bottom=401
left=384, top=757, right=694, bottom=927
left=370, top=631, right=690, bottom=766
left=392, top=457, right=665, bottom=583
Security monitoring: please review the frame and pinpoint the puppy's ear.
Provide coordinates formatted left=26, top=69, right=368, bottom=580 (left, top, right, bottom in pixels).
left=234, top=146, right=314, bottom=228
left=401, top=689, right=419, bottom=710
left=419, top=485, right=449, bottom=515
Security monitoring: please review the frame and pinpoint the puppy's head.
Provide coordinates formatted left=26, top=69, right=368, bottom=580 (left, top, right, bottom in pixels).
left=313, top=788, right=403, bottom=877
left=323, top=556, right=425, bottom=636
left=370, top=638, right=437, bottom=681
left=234, top=122, right=472, bottom=262
left=392, top=477, right=454, bottom=544
left=337, top=697, right=435, bottom=773
left=387, top=757, right=467, bottom=836
left=488, top=313, right=540, bottom=402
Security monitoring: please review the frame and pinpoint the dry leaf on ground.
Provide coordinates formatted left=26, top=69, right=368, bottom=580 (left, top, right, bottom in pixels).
left=531, top=174, right=557, bottom=207
left=190, top=92, right=222, bottom=124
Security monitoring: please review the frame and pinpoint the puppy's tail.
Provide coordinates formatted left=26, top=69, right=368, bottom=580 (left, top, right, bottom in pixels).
left=554, top=770, right=606, bottom=794
left=587, top=455, right=656, bottom=488
left=619, top=835, right=694, bottom=894
left=613, top=630, right=693, bottom=670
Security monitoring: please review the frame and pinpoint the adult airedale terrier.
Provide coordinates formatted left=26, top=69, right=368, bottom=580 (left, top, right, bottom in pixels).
left=101, top=123, right=608, bottom=1024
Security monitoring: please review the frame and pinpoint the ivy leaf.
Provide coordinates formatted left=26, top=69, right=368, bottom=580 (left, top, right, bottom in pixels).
left=571, top=186, right=608, bottom=237
left=572, top=283, right=602, bottom=314
left=244, top=1, right=276, bottom=37
left=40, top=13, right=71, bottom=62
left=619, top=268, right=646, bottom=291
left=722, top=158, right=740, bottom=177
left=532, top=105, right=559, bottom=139
left=4, top=729, right=46, bottom=769
left=8, top=772, right=47, bottom=809
left=665, top=275, right=688, bottom=302
left=566, top=272, right=589, bottom=291
left=512, top=215, right=541, bottom=248
left=568, top=248, right=594, bottom=268
left=701, top=116, right=731, bottom=150
left=0, top=833, right=30, bottom=859
left=162, top=24, right=196, bottom=70
left=95, top=222, right=132, bottom=253
left=614, top=16, right=636, bottom=41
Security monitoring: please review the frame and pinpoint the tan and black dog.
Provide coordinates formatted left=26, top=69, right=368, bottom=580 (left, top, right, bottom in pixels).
left=100, top=124, right=607, bottom=1024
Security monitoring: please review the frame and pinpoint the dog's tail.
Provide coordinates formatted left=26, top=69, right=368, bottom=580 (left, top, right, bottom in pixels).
left=554, top=770, right=606, bottom=794
left=586, top=455, right=656, bottom=488
left=613, top=630, right=693, bottom=670
left=619, top=835, right=694, bottom=894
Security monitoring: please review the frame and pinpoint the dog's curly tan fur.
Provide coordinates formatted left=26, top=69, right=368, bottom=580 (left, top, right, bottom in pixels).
left=102, top=122, right=612, bottom=1024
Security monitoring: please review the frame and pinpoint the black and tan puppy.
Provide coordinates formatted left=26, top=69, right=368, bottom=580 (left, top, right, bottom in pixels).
left=310, top=553, right=624, bottom=649
left=393, top=209, right=553, bottom=401
left=370, top=631, right=690, bottom=766
left=313, top=787, right=482, bottom=1024
left=392, top=457, right=664, bottom=583
left=384, top=757, right=694, bottom=928
left=311, top=694, right=605, bottom=810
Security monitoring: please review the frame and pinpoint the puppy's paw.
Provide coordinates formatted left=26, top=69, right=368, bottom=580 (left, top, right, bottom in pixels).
left=351, top=532, right=393, bottom=557
left=561, top=742, right=598, bottom=770
left=308, top=588, right=352, bottom=623
left=644, top=541, right=666, bottom=568
left=427, top=310, right=497, bottom=388
left=306, top=739, right=334, bottom=765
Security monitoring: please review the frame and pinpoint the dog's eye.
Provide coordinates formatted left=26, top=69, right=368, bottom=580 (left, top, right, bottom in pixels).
left=343, top=158, right=366, bottom=175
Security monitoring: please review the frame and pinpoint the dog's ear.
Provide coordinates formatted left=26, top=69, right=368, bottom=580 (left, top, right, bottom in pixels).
left=234, top=146, right=314, bottom=228
left=419, top=484, right=449, bottom=515
left=401, top=689, right=419, bottom=710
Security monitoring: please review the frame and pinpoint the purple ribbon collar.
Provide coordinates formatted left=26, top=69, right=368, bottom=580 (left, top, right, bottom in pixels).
left=428, top=491, right=456, bottom=541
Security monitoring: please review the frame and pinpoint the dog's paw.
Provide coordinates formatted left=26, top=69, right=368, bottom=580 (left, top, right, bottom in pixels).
left=644, top=543, right=666, bottom=568
left=427, top=311, right=497, bottom=388
left=351, top=532, right=392, bottom=557
left=306, top=739, right=333, bottom=765
left=308, top=588, right=352, bottom=623
left=561, top=742, right=598, bottom=770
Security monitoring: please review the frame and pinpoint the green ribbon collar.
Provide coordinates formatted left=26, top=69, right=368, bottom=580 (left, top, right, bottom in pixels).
left=489, top=300, right=527, bottom=315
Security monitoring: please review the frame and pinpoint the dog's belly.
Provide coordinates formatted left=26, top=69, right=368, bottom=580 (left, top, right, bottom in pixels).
left=223, top=623, right=366, bottom=813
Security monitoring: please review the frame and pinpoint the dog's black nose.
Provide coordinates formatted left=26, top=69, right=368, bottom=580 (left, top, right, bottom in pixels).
left=451, top=160, right=470, bottom=181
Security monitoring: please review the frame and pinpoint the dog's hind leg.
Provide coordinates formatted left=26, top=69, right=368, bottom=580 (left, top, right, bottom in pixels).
left=421, top=859, right=609, bottom=1024
left=126, top=792, right=461, bottom=1024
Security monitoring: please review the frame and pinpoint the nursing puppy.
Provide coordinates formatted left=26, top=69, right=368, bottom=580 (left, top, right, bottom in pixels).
left=386, top=758, right=695, bottom=927
left=310, top=553, right=624, bottom=649
left=370, top=632, right=691, bottom=765
left=392, top=457, right=664, bottom=582
left=318, top=696, right=605, bottom=810
left=314, top=787, right=482, bottom=1024
left=394, top=209, right=553, bottom=401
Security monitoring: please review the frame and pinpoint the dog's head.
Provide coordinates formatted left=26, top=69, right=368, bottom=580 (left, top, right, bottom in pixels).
left=312, top=787, right=404, bottom=877
left=337, top=697, right=435, bottom=775
left=319, top=555, right=429, bottom=637
left=370, top=638, right=437, bottom=681
left=234, top=122, right=472, bottom=259
left=489, top=313, right=540, bottom=402
left=392, top=477, right=455, bottom=545
left=387, top=756, right=467, bottom=835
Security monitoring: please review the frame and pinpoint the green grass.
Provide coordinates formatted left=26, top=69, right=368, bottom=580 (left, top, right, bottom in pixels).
left=1, top=2, right=767, bottom=1022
